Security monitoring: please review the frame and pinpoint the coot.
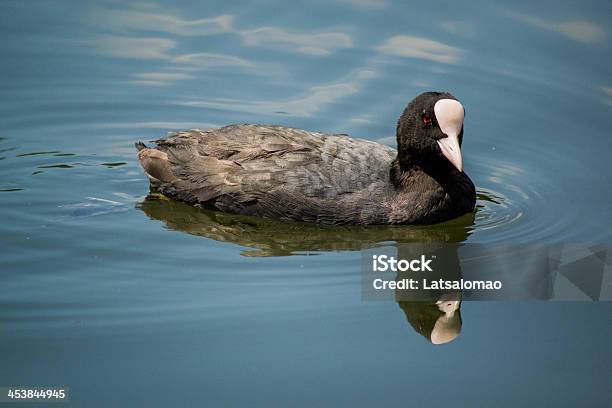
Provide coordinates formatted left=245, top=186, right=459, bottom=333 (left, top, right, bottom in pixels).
left=136, top=92, right=476, bottom=225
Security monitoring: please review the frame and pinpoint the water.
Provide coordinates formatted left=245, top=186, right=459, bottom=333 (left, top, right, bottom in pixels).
left=1, top=0, right=611, bottom=406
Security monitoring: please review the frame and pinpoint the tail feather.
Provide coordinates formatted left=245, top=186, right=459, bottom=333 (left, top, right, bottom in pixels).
left=137, top=146, right=179, bottom=184
left=135, top=141, right=147, bottom=151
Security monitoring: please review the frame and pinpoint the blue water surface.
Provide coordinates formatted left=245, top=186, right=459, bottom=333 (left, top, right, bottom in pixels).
left=1, top=0, right=611, bottom=406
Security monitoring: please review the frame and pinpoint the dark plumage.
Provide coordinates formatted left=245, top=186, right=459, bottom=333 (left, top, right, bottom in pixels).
left=136, top=92, right=476, bottom=225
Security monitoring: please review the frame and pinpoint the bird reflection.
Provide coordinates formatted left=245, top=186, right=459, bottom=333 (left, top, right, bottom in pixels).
left=394, top=243, right=463, bottom=345
left=137, top=194, right=474, bottom=344
left=398, top=295, right=462, bottom=345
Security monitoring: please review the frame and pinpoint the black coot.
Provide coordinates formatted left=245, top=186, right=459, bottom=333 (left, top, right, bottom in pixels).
left=136, top=92, right=476, bottom=225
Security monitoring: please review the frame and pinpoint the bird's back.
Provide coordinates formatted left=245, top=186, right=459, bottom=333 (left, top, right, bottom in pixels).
left=138, top=125, right=398, bottom=224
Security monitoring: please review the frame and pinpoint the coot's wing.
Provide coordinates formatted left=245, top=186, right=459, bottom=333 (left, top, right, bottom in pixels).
left=144, top=125, right=396, bottom=222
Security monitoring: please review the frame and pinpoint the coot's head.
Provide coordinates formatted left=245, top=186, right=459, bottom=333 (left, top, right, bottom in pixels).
left=396, top=92, right=465, bottom=172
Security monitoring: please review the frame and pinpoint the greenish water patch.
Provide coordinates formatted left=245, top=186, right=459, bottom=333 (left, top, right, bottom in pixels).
left=138, top=194, right=476, bottom=256
left=476, top=190, right=502, bottom=204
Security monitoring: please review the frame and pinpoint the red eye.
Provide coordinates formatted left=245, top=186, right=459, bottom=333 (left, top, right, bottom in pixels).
left=421, top=114, right=432, bottom=125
